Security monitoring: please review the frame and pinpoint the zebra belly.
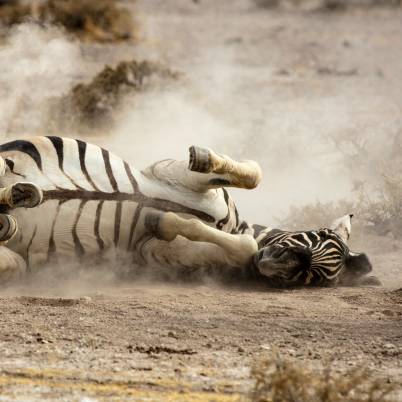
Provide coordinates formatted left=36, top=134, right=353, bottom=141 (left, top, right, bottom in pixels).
left=7, top=199, right=142, bottom=267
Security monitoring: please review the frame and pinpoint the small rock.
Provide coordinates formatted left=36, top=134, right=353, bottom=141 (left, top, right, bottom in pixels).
left=238, top=346, right=245, bottom=353
left=382, top=310, right=394, bottom=317
left=383, top=343, right=396, bottom=350
left=167, top=331, right=178, bottom=339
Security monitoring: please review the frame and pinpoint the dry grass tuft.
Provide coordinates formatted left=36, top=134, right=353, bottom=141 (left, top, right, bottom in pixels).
left=0, top=0, right=136, bottom=42
left=250, top=353, right=398, bottom=402
left=48, top=60, right=179, bottom=133
left=253, top=0, right=402, bottom=10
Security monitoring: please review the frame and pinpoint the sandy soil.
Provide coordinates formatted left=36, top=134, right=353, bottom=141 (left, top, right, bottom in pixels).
left=0, top=1, right=402, bottom=401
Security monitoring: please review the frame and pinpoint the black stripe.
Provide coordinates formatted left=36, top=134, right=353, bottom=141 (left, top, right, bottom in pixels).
left=124, top=161, right=139, bottom=193
left=46, top=136, right=84, bottom=190
left=127, top=203, right=142, bottom=251
left=114, top=201, right=122, bottom=246
left=76, top=139, right=101, bottom=191
left=72, top=200, right=86, bottom=257
left=216, top=188, right=230, bottom=230
left=46, top=136, right=64, bottom=170
left=43, top=189, right=215, bottom=223
left=0, top=140, right=42, bottom=170
left=47, top=201, right=62, bottom=262
left=102, top=148, right=119, bottom=192
left=94, top=201, right=105, bottom=251
left=26, top=226, right=37, bottom=272
left=234, top=205, right=239, bottom=228
left=5, top=158, right=26, bottom=178
left=238, top=221, right=249, bottom=234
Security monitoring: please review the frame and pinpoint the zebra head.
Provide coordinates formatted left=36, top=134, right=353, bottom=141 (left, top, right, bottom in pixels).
left=254, top=214, right=375, bottom=287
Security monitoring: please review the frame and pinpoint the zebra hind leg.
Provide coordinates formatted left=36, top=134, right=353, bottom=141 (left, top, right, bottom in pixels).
left=189, top=146, right=262, bottom=189
left=0, top=182, right=43, bottom=209
left=145, top=210, right=258, bottom=267
left=0, top=156, right=42, bottom=209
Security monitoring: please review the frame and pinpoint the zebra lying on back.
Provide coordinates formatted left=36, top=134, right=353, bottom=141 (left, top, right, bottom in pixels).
left=0, top=136, right=379, bottom=287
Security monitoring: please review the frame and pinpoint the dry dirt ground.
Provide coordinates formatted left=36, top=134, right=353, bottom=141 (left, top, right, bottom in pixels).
left=0, top=1, right=402, bottom=401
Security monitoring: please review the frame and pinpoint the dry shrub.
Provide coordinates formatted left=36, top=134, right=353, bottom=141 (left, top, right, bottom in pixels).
left=250, top=353, right=398, bottom=402
left=280, top=200, right=354, bottom=231
left=283, top=131, right=402, bottom=238
left=253, top=0, right=401, bottom=10
left=48, top=60, right=179, bottom=133
left=0, top=0, right=135, bottom=42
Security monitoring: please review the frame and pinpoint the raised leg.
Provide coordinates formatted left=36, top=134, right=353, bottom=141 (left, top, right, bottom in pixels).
left=145, top=211, right=258, bottom=267
left=189, top=146, right=262, bottom=189
left=143, top=146, right=262, bottom=193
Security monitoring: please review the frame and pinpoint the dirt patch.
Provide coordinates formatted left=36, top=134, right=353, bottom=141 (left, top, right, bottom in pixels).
left=0, top=0, right=136, bottom=42
left=16, top=296, right=82, bottom=307
left=49, top=60, right=179, bottom=134
left=0, top=284, right=401, bottom=401
left=131, top=345, right=197, bottom=355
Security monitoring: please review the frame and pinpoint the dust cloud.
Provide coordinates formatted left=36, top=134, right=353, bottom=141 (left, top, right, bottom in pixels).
left=0, top=11, right=400, bottom=229
left=0, top=23, right=87, bottom=136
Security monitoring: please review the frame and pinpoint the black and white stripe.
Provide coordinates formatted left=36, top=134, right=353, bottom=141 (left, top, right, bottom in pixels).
left=256, top=228, right=349, bottom=285
left=0, top=136, right=224, bottom=267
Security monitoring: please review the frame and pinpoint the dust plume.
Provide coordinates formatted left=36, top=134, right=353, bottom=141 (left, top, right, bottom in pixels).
left=0, top=19, right=400, bottom=230
left=0, top=23, right=86, bottom=136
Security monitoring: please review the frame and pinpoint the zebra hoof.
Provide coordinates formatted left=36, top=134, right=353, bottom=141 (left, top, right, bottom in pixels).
left=10, top=182, right=43, bottom=209
left=0, top=214, right=18, bottom=242
left=188, top=146, right=212, bottom=173
left=145, top=211, right=165, bottom=240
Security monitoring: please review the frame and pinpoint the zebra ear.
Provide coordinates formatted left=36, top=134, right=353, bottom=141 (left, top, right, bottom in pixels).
left=330, top=214, right=353, bottom=242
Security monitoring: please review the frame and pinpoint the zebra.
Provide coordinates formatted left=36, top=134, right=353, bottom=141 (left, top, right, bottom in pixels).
left=0, top=136, right=379, bottom=287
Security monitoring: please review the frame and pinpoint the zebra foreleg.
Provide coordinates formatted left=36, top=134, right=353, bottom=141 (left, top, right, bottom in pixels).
left=189, top=146, right=262, bottom=190
left=145, top=211, right=258, bottom=267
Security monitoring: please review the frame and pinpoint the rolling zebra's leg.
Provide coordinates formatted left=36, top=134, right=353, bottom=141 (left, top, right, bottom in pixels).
left=189, top=146, right=262, bottom=190
left=0, top=245, right=26, bottom=283
left=145, top=211, right=258, bottom=267
left=0, top=155, right=42, bottom=209
left=0, top=214, right=18, bottom=243
left=0, top=183, right=43, bottom=209
left=144, top=147, right=262, bottom=193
